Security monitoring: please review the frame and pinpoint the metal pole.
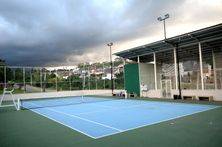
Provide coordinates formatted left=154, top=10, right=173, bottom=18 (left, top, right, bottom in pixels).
left=43, top=69, right=46, bottom=92
left=56, top=69, right=58, bottom=91
left=23, top=67, right=26, bottom=93
left=83, top=63, right=85, bottom=90
left=107, top=43, right=114, bottom=95
left=95, top=67, right=98, bottom=90
left=157, top=14, right=169, bottom=40
left=4, top=66, right=6, bottom=88
left=30, top=69, right=32, bottom=86
left=175, top=44, right=182, bottom=99
left=221, top=72, right=222, bottom=89
left=110, top=45, right=113, bottom=94
left=199, top=42, right=204, bottom=90
left=40, top=68, right=43, bottom=92
left=173, top=48, right=178, bottom=90
left=69, top=69, right=71, bottom=91
left=103, top=63, right=105, bottom=89
left=123, top=59, right=126, bottom=90
left=88, top=67, right=91, bottom=90
left=163, top=20, right=166, bottom=39
left=137, top=56, right=141, bottom=96
left=153, top=53, right=158, bottom=90
left=113, top=62, right=115, bottom=90
left=13, top=70, right=15, bottom=81
left=212, top=51, right=217, bottom=89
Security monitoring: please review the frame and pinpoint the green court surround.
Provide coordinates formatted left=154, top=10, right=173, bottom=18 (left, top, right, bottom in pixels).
left=1, top=99, right=222, bottom=147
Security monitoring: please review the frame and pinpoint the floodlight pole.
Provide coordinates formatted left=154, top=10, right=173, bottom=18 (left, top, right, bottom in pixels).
left=163, top=19, right=166, bottom=40
left=157, top=14, right=169, bottom=40
left=107, top=42, right=114, bottom=96
left=175, top=43, right=182, bottom=99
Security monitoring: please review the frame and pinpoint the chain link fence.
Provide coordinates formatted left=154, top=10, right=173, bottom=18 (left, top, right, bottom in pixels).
left=0, top=60, right=124, bottom=94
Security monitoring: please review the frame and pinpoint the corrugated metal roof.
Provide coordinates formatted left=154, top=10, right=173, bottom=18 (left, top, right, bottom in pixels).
left=115, top=23, right=222, bottom=61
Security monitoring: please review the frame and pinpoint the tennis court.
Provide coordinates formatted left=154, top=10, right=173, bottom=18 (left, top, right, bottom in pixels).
left=20, top=96, right=219, bottom=139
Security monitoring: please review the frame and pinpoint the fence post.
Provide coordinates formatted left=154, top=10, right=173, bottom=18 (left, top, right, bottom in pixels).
left=4, top=66, right=6, bottom=88
left=43, top=69, right=46, bottom=92
left=103, top=63, right=105, bottom=89
left=123, top=58, right=126, bottom=90
left=13, top=69, right=15, bottom=81
left=56, top=69, right=58, bottom=91
left=88, top=67, right=91, bottom=90
left=95, top=65, right=97, bottom=90
left=69, top=69, right=71, bottom=91
left=113, top=62, right=115, bottom=90
left=83, top=63, right=85, bottom=90
left=23, top=67, right=26, bottom=93
left=40, top=68, right=43, bottom=92
left=30, top=69, right=32, bottom=86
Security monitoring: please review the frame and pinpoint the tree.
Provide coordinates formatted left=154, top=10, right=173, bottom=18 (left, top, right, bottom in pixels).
left=0, top=59, right=6, bottom=66
left=0, top=59, right=6, bottom=83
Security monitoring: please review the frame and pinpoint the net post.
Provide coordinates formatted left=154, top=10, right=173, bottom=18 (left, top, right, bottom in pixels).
left=0, top=89, right=5, bottom=106
left=17, top=98, right=20, bottom=111
left=81, top=95, right=84, bottom=101
left=81, top=90, right=84, bottom=102
left=124, top=90, right=127, bottom=99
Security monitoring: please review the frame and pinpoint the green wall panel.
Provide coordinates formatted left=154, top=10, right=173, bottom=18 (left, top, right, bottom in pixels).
left=124, top=63, right=140, bottom=96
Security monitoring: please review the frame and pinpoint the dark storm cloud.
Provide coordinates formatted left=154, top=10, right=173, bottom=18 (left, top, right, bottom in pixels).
left=0, top=0, right=221, bottom=66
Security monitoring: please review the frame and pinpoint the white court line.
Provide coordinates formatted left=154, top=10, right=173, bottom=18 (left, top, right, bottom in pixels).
left=23, top=101, right=220, bottom=139
left=94, top=106, right=221, bottom=139
left=46, top=107, right=123, bottom=132
left=26, top=102, right=122, bottom=132
left=28, top=108, right=97, bottom=139
left=79, top=98, right=220, bottom=116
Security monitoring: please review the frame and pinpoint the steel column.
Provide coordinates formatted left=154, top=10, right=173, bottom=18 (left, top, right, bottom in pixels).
left=199, top=42, right=204, bottom=90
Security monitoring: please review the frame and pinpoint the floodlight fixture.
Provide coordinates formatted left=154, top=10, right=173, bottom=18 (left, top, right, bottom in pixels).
left=107, top=42, right=113, bottom=47
left=157, top=17, right=162, bottom=21
left=165, top=14, right=169, bottom=19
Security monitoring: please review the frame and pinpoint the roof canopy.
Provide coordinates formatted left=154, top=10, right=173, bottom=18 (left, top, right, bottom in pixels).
left=115, top=23, right=222, bottom=62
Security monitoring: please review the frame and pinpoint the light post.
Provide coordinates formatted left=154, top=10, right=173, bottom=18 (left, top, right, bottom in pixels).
left=158, top=14, right=182, bottom=99
left=107, top=42, right=114, bottom=95
left=157, top=14, right=170, bottom=40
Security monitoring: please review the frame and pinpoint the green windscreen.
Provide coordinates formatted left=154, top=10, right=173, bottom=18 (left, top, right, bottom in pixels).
left=124, top=63, right=140, bottom=96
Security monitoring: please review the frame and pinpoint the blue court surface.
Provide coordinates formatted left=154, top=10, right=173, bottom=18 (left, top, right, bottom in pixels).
left=21, top=97, right=218, bottom=139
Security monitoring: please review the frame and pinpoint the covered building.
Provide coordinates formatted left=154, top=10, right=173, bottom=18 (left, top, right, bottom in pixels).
left=115, top=23, right=222, bottom=101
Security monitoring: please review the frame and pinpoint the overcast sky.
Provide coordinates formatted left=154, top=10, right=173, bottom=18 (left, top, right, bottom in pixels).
left=0, top=0, right=222, bottom=66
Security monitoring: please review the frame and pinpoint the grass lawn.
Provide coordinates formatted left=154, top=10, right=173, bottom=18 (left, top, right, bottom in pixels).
left=0, top=89, right=24, bottom=94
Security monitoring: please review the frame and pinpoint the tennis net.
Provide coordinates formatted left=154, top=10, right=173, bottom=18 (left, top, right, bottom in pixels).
left=19, top=93, right=126, bottom=110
